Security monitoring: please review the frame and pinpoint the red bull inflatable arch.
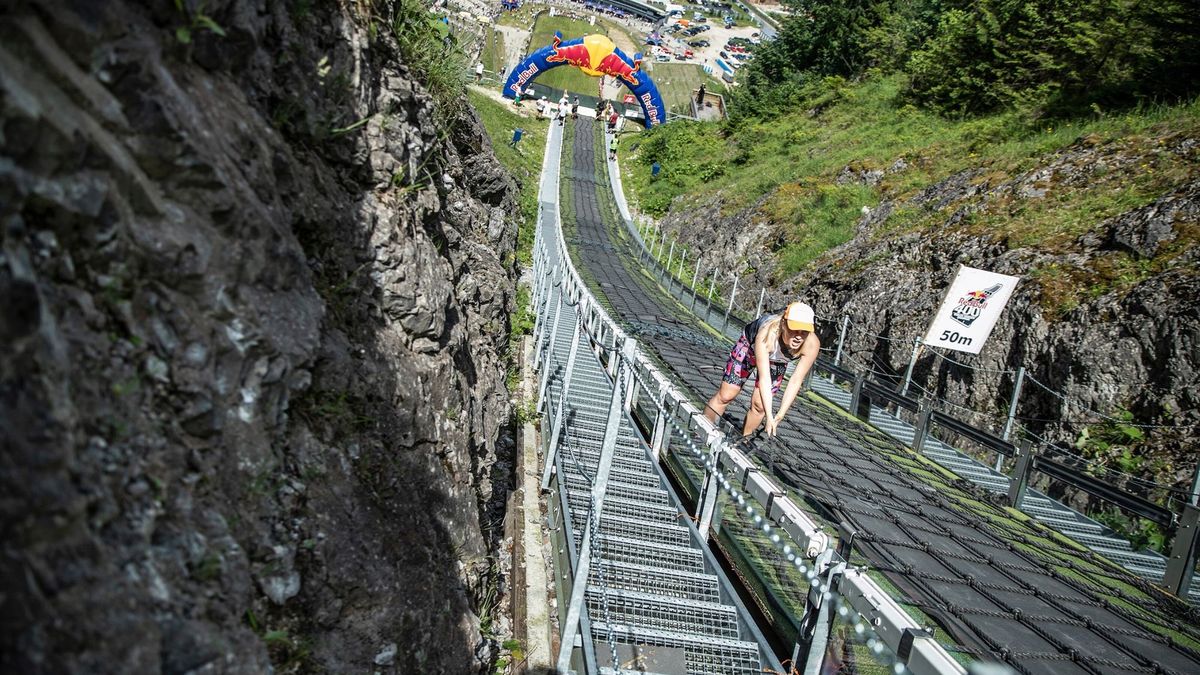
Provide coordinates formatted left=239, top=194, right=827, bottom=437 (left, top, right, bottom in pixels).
left=504, top=32, right=667, bottom=128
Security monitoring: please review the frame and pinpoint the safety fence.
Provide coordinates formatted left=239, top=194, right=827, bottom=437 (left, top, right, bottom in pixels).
left=629, top=216, right=1200, bottom=601
left=531, top=121, right=968, bottom=673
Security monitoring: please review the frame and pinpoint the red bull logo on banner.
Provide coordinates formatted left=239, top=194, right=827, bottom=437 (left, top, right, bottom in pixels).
left=502, top=32, right=666, bottom=129
left=951, top=283, right=1002, bottom=327
left=546, top=33, right=642, bottom=87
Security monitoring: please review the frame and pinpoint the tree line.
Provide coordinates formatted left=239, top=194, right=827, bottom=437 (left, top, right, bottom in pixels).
left=733, top=0, right=1200, bottom=120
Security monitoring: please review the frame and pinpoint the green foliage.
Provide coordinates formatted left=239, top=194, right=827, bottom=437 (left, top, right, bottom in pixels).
left=770, top=183, right=877, bottom=276
left=733, top=0, right=1200, bottom=121
left=377, top=0, right=470, bottom=124
left=622, top=120, right=730, bottom=216
left=1072, top=412, right=1175, bottom=554
left=173, top=0, right=226, bottom=44
left=906, top=0, right=1200, bottom=118
left=467, top=91, right=549, bottom=268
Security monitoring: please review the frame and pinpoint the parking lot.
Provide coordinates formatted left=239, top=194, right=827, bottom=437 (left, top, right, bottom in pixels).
left=645, top=15, right=762, bottom=83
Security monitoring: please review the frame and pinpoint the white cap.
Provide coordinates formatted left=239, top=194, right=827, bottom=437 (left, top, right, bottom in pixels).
left=784, top=302, right=815, bottom=332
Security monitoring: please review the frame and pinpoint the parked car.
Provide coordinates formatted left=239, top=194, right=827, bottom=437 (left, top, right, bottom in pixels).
left=674, top=53, right=688, bottom=60
left=645, top=36, right=662, bottom=46
left=655, top=54, right=671, bottom=62
left=689, top=39, right=709, bottom=48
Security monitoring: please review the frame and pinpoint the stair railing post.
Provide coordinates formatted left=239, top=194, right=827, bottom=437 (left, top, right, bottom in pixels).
left=720, top=273, right=739, bottom=331
left=900, top=337, right=922, bottom=396
left=1001, top=366, right=1026, bottom=441
left=1007, top=437, right=1035, bottom=508
left=650, top=388, right=670, bottom=462
left=833, top=315, right=849, bottom=367
left=754, top=287, right=766, bottom=318
left=912, top=402, right=932, bottom=454
left=1165, top=504, right=1200, bottom=597
left=849, top=374, right=867, bottom=421
left=665, top=240, right=675, bottom=281
left=696, top=436, right=724, bottom=541
left=556, top=338, right=638, bottom=674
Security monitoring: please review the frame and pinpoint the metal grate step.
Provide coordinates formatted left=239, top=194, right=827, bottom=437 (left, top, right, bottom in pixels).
left=586, top=587, right=741, bottom=638
left=590, top=622, right=763, bottom=675
left=566, top=493, right=683, bottom=525
left=591, top=560, right=721, bottom=603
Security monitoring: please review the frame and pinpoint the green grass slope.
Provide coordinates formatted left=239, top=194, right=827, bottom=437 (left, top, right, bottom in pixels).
left=620, top=75, right=1200, bottom=281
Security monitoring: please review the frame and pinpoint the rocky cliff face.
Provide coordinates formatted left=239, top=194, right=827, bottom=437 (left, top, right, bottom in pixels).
left=1, top=1, right=517, bottom=672
left=657, top=134, right=1198, bottom=491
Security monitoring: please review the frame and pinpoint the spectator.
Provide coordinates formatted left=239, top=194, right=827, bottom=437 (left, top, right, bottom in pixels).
left=607, top=109, right=619, bottom=133
left=608, top=134, right=618, bottom=161
left=536, top=96, right=547, bottom=116
left=509, top=127, right=524, bottom=148
left=651, top=160, right=661, bottom=179
left=475, top=61, right=484, bottom=82
left=513, top=88, right=522, bottom=106
left=499, top=65, right=507, bottom=79
left=571, top=96, right=580, bottom=120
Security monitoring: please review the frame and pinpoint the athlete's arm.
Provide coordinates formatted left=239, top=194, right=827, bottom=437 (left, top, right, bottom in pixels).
left=753, top=322, right=777, bottom=434
left=774, top=333, right=821, bottom=423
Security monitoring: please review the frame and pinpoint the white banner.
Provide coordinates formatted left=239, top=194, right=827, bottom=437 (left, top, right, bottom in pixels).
left=923, top=265, right=1020, bottom=354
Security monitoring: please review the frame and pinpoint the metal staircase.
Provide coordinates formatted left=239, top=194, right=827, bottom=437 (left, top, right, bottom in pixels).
left=532, top=122, right=780, bottom=674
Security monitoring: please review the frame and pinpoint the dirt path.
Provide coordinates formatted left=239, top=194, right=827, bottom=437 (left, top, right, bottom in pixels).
left=494, top=24, right=529, bottom=74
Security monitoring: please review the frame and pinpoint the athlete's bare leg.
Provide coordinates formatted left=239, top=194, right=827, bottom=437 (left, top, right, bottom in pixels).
left=743, top=386, right=767, bottom=435
left=705, top=382, right=742, bottom=426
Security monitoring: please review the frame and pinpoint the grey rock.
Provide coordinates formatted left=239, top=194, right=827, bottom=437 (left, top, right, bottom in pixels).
left=259, top=571, right=301, bottom=606
left=373, top=643, right=397, bottom=666
left=0, top=1, right=517, bottom=673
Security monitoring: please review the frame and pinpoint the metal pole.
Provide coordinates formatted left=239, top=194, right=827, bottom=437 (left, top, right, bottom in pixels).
left=691, top=257, right=701, bottom=293
left=834, top=315, right=849, bottom=367
left=900, top=337, right=922, bottom=396
left=1001, top=366, right=1026, bottom=441
left=1165, top=504, right=1199, bottom=597
left=556, top=339, right=638, bottom=673
left=1008, top=437, right=1035, bottom=508
left=696, top=440, right=723, bottom=540
left=754, top=287, right=766, bottom=317
left=678, top=249, right=686, bottom=278
left=1188, top=462, right=1200, bottom=507
left=666, top=241, right=676, bottom=277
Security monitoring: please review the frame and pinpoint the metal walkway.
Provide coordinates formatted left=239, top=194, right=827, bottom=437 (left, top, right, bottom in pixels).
left=527, top=115, right=1200, bottom=674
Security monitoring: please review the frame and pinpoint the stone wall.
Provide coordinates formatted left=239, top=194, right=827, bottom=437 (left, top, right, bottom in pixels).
left=0, top=1, right=517, bottom=672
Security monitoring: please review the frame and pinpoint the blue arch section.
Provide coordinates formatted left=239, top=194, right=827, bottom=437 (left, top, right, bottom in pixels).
left=503, top=33, right=667, bottom=129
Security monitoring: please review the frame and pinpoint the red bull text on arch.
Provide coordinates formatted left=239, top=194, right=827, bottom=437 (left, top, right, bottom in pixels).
left=502, top=31, right=666, bottom=129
